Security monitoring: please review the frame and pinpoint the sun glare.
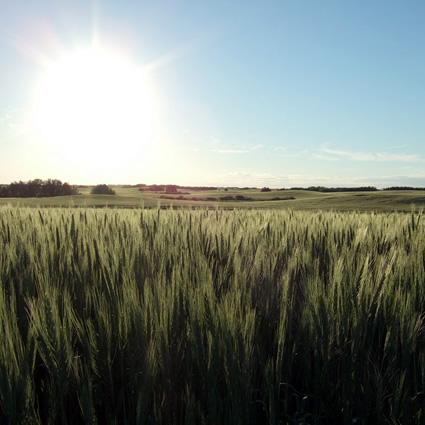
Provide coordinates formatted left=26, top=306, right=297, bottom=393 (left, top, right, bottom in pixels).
left=32, top=47, right=157, bottom=166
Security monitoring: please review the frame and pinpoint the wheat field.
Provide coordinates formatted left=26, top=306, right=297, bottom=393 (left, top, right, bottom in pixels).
left=0, top=206, right=424, bottom=424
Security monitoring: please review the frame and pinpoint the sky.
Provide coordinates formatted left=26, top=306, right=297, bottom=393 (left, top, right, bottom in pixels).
left=0, top=0, right=425, bottom=187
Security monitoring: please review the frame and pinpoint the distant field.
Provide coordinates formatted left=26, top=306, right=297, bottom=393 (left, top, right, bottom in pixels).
left=1, top=207, right=424, bottom=424
left=1, top=186, right=425, bottom=211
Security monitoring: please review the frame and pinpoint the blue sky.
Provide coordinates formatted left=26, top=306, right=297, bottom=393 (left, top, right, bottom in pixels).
left=1, top=0, right=424, bottom=186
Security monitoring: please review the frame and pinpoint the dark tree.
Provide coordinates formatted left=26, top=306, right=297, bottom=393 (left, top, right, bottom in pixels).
left=91, top=185, right=116, bottom=195
left=0, top=179, right=79, bottom=197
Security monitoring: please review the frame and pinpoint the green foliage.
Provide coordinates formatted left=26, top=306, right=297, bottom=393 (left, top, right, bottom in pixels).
left=0, top=179, right=79, bottom=197
left=0, top=207, right=424, bottom=424
left=90, top=184, right=116, bottom=195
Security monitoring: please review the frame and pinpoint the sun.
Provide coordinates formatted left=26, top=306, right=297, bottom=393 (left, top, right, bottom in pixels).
left=31, top=46, right=157, bottom=167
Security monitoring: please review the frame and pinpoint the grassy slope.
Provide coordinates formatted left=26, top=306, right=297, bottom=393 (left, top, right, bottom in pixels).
left=0, top=186, right=424, bottom=211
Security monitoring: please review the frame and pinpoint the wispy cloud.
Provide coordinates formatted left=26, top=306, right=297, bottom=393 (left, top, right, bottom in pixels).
left=271, top=146, right=308, bottom=158
left=316, top=148, right=424, bottom=163
left=217, top=170, right=425, bottom=188
left=313, top=153, right=340, bottom=161
left=0, top=107, right=28, bottom=136
left=213, top=144, right=264, bottom=154
left=280, top=149, right=310, bottom=159
left=0, top=107, right=14, bottom=128
left=220, top=171, right=336, bottom=187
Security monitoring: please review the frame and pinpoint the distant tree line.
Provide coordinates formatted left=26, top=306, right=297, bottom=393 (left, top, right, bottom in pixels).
left=382, top=186, right=425, bottom=191
left=0, top=179, right=79, bottom=198
left=286, top=186, right=425, bottom=192
left=141, top=184, right=425, bottom=193
left=287, top=186, right=379, bottom=193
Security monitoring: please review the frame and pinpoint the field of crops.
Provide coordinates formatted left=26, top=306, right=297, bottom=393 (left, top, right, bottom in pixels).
left=1, top=206, right=424, bottom=424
